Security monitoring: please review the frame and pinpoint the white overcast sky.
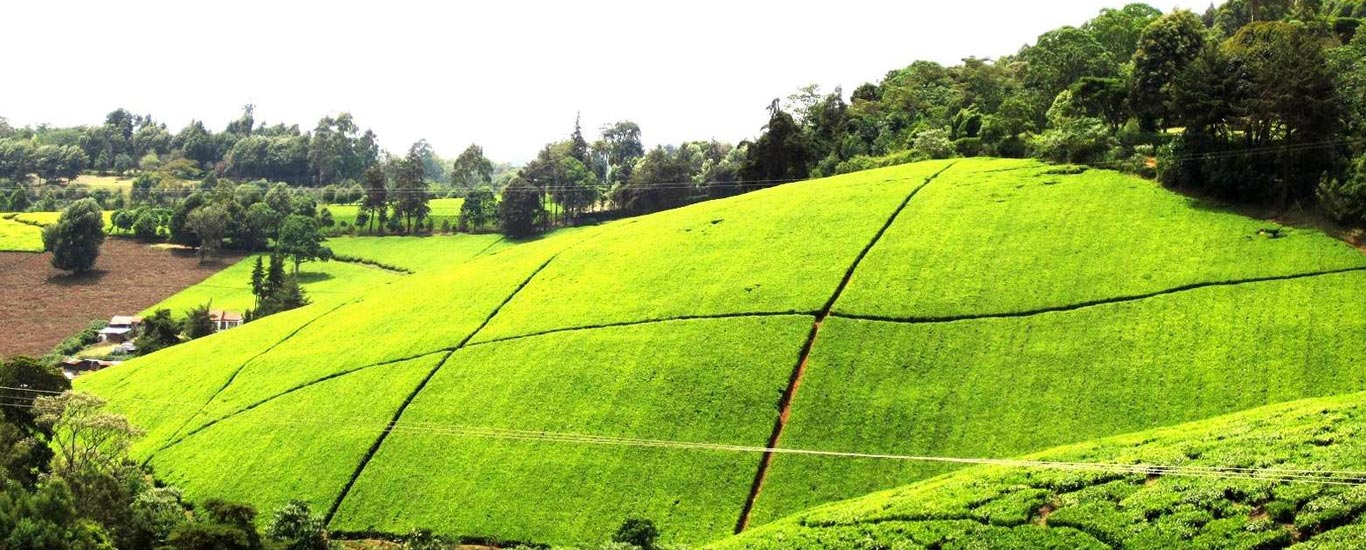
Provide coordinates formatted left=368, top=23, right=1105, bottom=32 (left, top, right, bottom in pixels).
left=1, top=0, right=1207, bottom=164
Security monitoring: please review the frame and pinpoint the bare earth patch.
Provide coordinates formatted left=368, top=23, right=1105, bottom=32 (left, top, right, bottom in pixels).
left=0, top=238, right=242, bottom=359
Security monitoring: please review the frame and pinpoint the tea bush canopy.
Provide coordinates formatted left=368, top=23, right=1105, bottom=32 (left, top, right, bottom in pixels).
left=76, top=159, right=1366, bottom=546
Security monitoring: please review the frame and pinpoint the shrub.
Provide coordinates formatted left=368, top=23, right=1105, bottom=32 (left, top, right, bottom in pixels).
left=911, top=128, right=956, bottom=160
left=612, top=517, right=660, bottom=550
left=1318, top=155, right=1366, bottom=227
left=183, top=304, right=216, bottom=340
left=265, top=500, right=327, bottom=550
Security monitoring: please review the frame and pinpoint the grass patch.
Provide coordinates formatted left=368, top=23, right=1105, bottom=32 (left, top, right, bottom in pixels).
left=326, top=198, right=463, bottom=233
left=0, top=216, right=43, bottom=252
left=76, top=305, right=335, bottom=455
left=713, top=392, right=1366, bottom=550
left=752, top=270, right=1366, bottom=525
left=331, top=315, right=813, bottom=545
left=327, top=233, right=506, bottom=273
left=150, top=353, right=443, bottom=520
left=76, top=158, right=1366, bottom=546
left=474, top=160, right=956, bottom=342
left=141, top=255, right=401, bottom=316
left=184, top=230, right=595, bottom=431
left=834, top=159, right=1366, bottom=319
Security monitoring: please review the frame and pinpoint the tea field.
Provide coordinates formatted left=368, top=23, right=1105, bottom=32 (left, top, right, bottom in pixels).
left=76, top=158, right=1366, bottom=546
left=710, top=391, right=1366, bottom=550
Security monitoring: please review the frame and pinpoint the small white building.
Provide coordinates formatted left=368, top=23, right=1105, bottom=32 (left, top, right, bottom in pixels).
left=209, top=310, right=243, bottom=332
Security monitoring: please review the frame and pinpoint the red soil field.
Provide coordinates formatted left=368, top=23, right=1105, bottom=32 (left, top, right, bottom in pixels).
left=0, top=238, right=241, bottom=359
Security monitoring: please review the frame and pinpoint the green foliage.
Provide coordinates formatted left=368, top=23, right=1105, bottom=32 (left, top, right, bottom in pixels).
left=275, top=215, right=332, bottom=273
left=265, top=501, right=328, bottom=550
left=451, top=144, right=494, bottom=190
left=40, top=319, right=110, bottom=367
left=48, top=199, right=106, bottom=273
left=134, top=309, right=182, bottom=355
left=498, top=176, right=547, bottom=237
left=183, top=304, right=216, bottom=340
left=1130, top=10, right=1206, bottom=130
left=711, top=393, right=1366, bottom=550
left=333, top=316, right=812, bottom=544
left=74, top=159, right=1366, bottom=546
left=327, top=233, right=506, bottom=273
left=836, top=159, right=1365, bottom=319
left=0, top=216, right=46, bottom=251
left=1318, top=154, right=1366, bottom=227
left=0, top=478, right=114, bottom=550
left=459, top=187, right=498, bottom=231
left=613, top=518, right=661, bottom=550
left=740, top=101, right=811, bottom=186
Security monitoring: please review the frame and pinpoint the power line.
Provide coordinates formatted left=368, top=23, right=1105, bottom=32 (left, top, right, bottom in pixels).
left=1, top=388, right=1361, bottom=486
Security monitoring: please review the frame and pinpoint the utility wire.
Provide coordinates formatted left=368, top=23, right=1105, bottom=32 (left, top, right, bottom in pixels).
left=2, top=388, right=1362, bottom=486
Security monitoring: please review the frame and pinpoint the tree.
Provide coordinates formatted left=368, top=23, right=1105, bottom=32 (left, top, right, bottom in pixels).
left=134, top=310, right=180, bottom=354
left=451, top=144, right=494, bottom=190
left=550, top=156, right=600, bottom=220
left=276, top=215, right=332, bottom=273
left=1082, top=3, right=1164, bottom=62
left=1318, top=154, right=1366, bottom=226
left=1223, top=21, right=1341, bottom=204
left=169, top=192, right=206, bottom=247
left=612, top=517, right=660, bottom=550
left=740, top=100, right=812, bottom=188
left=618, top=147, right=693, bottom=214
left=166, top=499, right=262, bottom=550
left=459, top=186, right=498, bottom=231
left=1069, top=77, right=1130, bottom=131
left=7, top=188, right=28, bottom=212
left=498, top=176, right=547, bottom=237
left=186, top=202, right=230, bottom=264
left=132, top=210, right=161, bottom=240
left=1021, top=26, right=1119, bottom=104
left=265, top=500, right=328, bottom=550
left=34, top=392, right=143, bottom=482
left=1131, top=10, right=1207, bottom=130
left=569, top=113, right=590, bottom=165
left=183, top=304, right=216, bottom=340
left=392, top=145, right=431, bottom=232
left=250, top=257, right=266, bottom=309
left=46, top=199, right=106, bottom=273
left=360, top=166, right=388, bottom=233
left=238, top=203, right=281, bottom=252
left=600, top=121, right=645, bottom=185
left=0, top=355, right=70, bottom=486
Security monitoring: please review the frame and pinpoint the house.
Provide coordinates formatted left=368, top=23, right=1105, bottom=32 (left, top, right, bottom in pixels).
left=60, top=358, right=121, bottom=379
left=98, top=315, right=142, bottom=343
left=209, top=310, right=243, bottom=332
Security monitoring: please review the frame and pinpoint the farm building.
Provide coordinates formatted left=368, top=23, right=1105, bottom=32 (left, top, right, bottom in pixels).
left=61, top=358, right=122, bottom=379
left=210, top=310, right=243, bottom=332
left=98, top=315, right=142, bottom=343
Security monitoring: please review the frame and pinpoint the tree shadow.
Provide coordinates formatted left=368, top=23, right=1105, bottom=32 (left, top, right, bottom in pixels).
left=295, top=271, right=335, bottom=284
left=46, top=269, right=108, bottom=287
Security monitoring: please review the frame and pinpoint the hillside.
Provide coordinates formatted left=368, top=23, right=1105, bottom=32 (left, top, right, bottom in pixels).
left=709, top=392, right=1366, bottom=549
left=75, top=158, right=1366, bottom=546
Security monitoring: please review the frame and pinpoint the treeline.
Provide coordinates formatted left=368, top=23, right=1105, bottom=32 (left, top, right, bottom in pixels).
left=710, top=0, right=1366, bottom=227
left=7, top=0, right=1366, bottom=240
left=0, top=107, right=386, bottom=186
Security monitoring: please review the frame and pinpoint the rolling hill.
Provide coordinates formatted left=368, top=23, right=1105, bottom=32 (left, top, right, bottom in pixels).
left=75, top=158, right=1366, bottom=546
left=708, top=391, right=1366, bottom=549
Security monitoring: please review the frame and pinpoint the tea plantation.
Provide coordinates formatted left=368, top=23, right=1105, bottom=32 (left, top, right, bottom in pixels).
left=75, top=158, right=1366, bottom=546
left=709, top=392, right=1366, bottom=550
